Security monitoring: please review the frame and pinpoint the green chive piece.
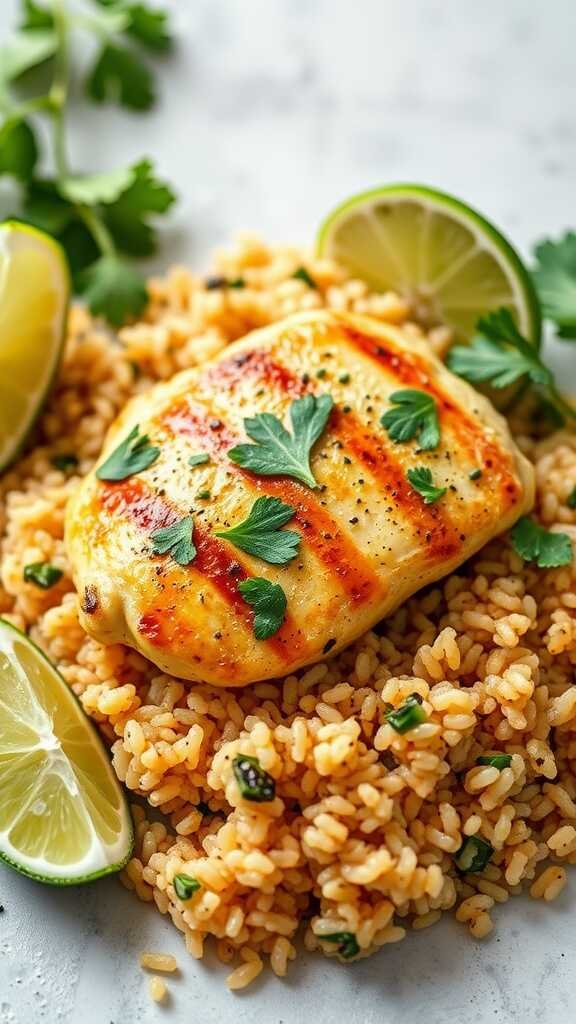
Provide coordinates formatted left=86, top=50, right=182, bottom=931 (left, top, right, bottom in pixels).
left=188, top=453, right=210, bottom=467
left=196, top=490, right=211, bottom=500
left=51, top=453, right=78, bottom=473
left=23, top=562, right=63, bottom=590
left=567, top=486, right=576, bottom=509
left=454, top=835, right=494, bottom=874
left=476, top=754, right=512, bottom=770
left=322, top=932, right=360, bottom=959
left=173, top=873, right=201, bottom=900
left=339, top=373, right=351, bottom=385
left=469, top=468, right=482, bottom=481
left=385, top=693, right=427, bottom=734
left=232, top=754, right=275, bottom=802
left=292, top=266, right=316, bottom=289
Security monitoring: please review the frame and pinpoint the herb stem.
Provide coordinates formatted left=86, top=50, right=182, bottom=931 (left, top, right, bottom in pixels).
left=77, top=204, right=116, bottom=258
left=549, top=385, right=576, bottom=425
left=50, top=0, right=71, bottom=181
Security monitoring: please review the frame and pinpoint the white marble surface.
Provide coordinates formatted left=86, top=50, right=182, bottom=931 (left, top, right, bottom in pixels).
left=1, top=1, right=576, bottom=1022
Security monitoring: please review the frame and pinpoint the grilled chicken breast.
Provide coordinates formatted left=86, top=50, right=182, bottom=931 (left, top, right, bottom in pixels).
left=66, top=311, right=534, bottom=687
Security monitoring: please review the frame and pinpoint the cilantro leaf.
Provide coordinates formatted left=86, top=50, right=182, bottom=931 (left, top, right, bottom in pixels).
left=0, top=118, right=38, bottom=181
left=216, top=496, right=300, bottom=565
left=406, top=466, right=447, bottom=504
left=151, top=515, right=196, bottom=566
left=86, top=42, right=154, bottom=111
left=125, top=3, right=172, bottom=52
left=96, top=424, right=159, bottom=481
left=20, top=179, right=76, bottom=235
left=173, top=873, right=201, bottom=900
left=20, top=1, right=54, bottom=31
left=533, top=233, right=576, bottom=340
left=380, top=389, right=441, bottom=451
left=510, top=517, right=573, bottom=569
left=60, top=166, right=135, bottom=205
left=103, top=159, right=176, bottom=257
left=77, top=255, right=148, bottom=325
left=321, top=933, right=360, bottom=960
left=292, top=266, right=317, bottom=288
left=237, top=577, right=287, bottom=640
left=188, top=453, right=209, bottom=467
left=0, top=29, right=57, bottom=83
left=23, top=562, right=62, bottom=589
left=229, top=394, right=334, bottom=490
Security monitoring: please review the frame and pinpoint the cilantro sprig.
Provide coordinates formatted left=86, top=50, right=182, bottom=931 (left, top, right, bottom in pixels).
left=95, top=424, right=159, bottom=481
left=0, top=0, right=176, bottom=325
left=510, top=517, right=572, bottom=569
left=380, top=390, right=441, bottom=451
left=533, top=233, right=576, bottom=340
left=151, top=516, right=196, bottom=567
left=406, top=466, right=447, bottom=504
left=216, top=496, right=300, bottom=565
left=447, top=308, right=576, bottom=426
left=229, top=394, right=334, bottom=490
left=237, top=577, right=287, bottom=640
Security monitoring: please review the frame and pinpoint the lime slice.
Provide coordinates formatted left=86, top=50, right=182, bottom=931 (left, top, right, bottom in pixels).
left=317, top=183, right=541, bottom=345
left=0, top=220, right=69, bottom=472
left=0, top=618, right=133, bottom=884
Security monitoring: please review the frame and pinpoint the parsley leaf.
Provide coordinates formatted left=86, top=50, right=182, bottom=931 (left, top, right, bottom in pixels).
left=447, top=307, right=576, bottom=426
left=237, top=578, right=287, bottom=639
left=533, top=233, right=576, bottom=340
left=125, top=3, right=172, bottom=52
left=381, top=389, right=441, bottom=451
left=292, top=266, right=317, bottom=288
left=86, top=42, right=155, bottom=111
left=77, top=255, right=148, bottom=325
left=229, top=394, right=334, bottom=490
left=188, top=453, right=209, bottom=467
left=96, top=424, right=159, bottom=481
left=151, top=515, right=196, bottom=566
left=406, top=466, right=447, bottom=504
left=510, top=517, right=572, bottom=569
left=60, top=166, right=135, bottom=205
left=0, top=118, right=38, bottom=181
left=216, top=496, right=300, bottom=564
left=103, top=159, right=176, bottom=257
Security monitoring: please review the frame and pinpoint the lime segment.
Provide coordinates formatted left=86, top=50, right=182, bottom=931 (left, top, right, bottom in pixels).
left=317, top=184, right=541, bottom=345
left=0, top=221, right=69, bottom=471
left=0, top=618, right=132, bottom=884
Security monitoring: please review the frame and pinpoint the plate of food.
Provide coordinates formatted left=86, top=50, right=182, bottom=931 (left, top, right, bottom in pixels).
left=1, top=3, right=576, bottom=1022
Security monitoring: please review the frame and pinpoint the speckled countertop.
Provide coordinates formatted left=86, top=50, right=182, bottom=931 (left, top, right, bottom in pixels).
left=1, top=1, right=575, bottom=1021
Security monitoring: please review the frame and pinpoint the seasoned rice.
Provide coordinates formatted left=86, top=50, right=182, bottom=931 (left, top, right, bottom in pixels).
left=2, top=234, right=576, bottom=987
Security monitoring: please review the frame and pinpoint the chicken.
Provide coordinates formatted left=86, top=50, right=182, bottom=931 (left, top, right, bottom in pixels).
left=65, top=310, right=534, bottom=687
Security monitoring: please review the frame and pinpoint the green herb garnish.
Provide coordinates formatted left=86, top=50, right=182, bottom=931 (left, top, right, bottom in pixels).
left=196, top=490, right=211, bottom=500
left=532, top=233, right=576, bottom=339
left=173, top=873, right=201, bottom=901
left=188, top=453, right=210, bottom=467
left=0, top=3, right=176, bottom=325
left=338, top=373, right=350, bottom=385
left=476, top=754, right=512, bottom=770
left=23, top=561, right=62, bottom=589
left=406, top=466, right=447, bottom=504
left=469, top=468, right=482, bottom=481
left=96, top=425, right=160, bottom=481
left=510, top=516, right=572, bottom=569
left=321, top=932, right=360, bottom=960
left=447, top=308, right=576, bottom=426
left=292, top=265, right=316, bottom=288
left=229, top=394, right=334, bottom=490
left=151, top=516, right=196, bottom=566
left=454, top=835, right=494, bottom=874
left=216, top=496, right=300, bottom=565
left=50, top=453, right=78, bottom=472
left=386, top=693, right=427, bottom=734
left=232, top=754, right=276, bottom=802
left=237, top=577, right=287, bottom=639
left=567, top=486, right=576, bottom=509
left=381, top=390, right=441, bottom=451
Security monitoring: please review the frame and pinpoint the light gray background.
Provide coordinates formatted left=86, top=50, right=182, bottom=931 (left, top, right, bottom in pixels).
left=1, top=1, right=575, bottom=1022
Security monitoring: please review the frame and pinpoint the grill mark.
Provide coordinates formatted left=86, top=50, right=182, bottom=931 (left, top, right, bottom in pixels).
left=338, top=320, right=521, bottom=506
left=162, top=391, right=381, bottom=605
left=180, top=345, right=463, bottom=562
left=98, top=479, right=296, bottom=659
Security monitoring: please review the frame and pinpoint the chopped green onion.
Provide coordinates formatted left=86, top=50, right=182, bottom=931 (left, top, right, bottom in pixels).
left=51, top=453, right=78, bottom=473
left=322, top=932, right=360, bottom=959
left=173, top=873, right=201, bottom=900
left=476, top=754, right=512, bottom=770
left=232, top=754, right=275, bottom=802
left=454, top=835, right=494, bottom=874
left=385, top=693, right=427, bottom=734
left=469, top=468, right=482, bottom=481
left=23, top=562, right=63, bottom=589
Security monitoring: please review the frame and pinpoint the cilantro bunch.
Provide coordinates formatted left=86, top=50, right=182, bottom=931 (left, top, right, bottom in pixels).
left=0, top=0, right=176, bottom=325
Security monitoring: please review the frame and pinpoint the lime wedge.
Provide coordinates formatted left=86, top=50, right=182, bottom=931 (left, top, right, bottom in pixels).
left=317, top=184, right=541, bottom=346
left=0, top=221, right=69, bottom=472
left=0, top=618, right=133, bottom=884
